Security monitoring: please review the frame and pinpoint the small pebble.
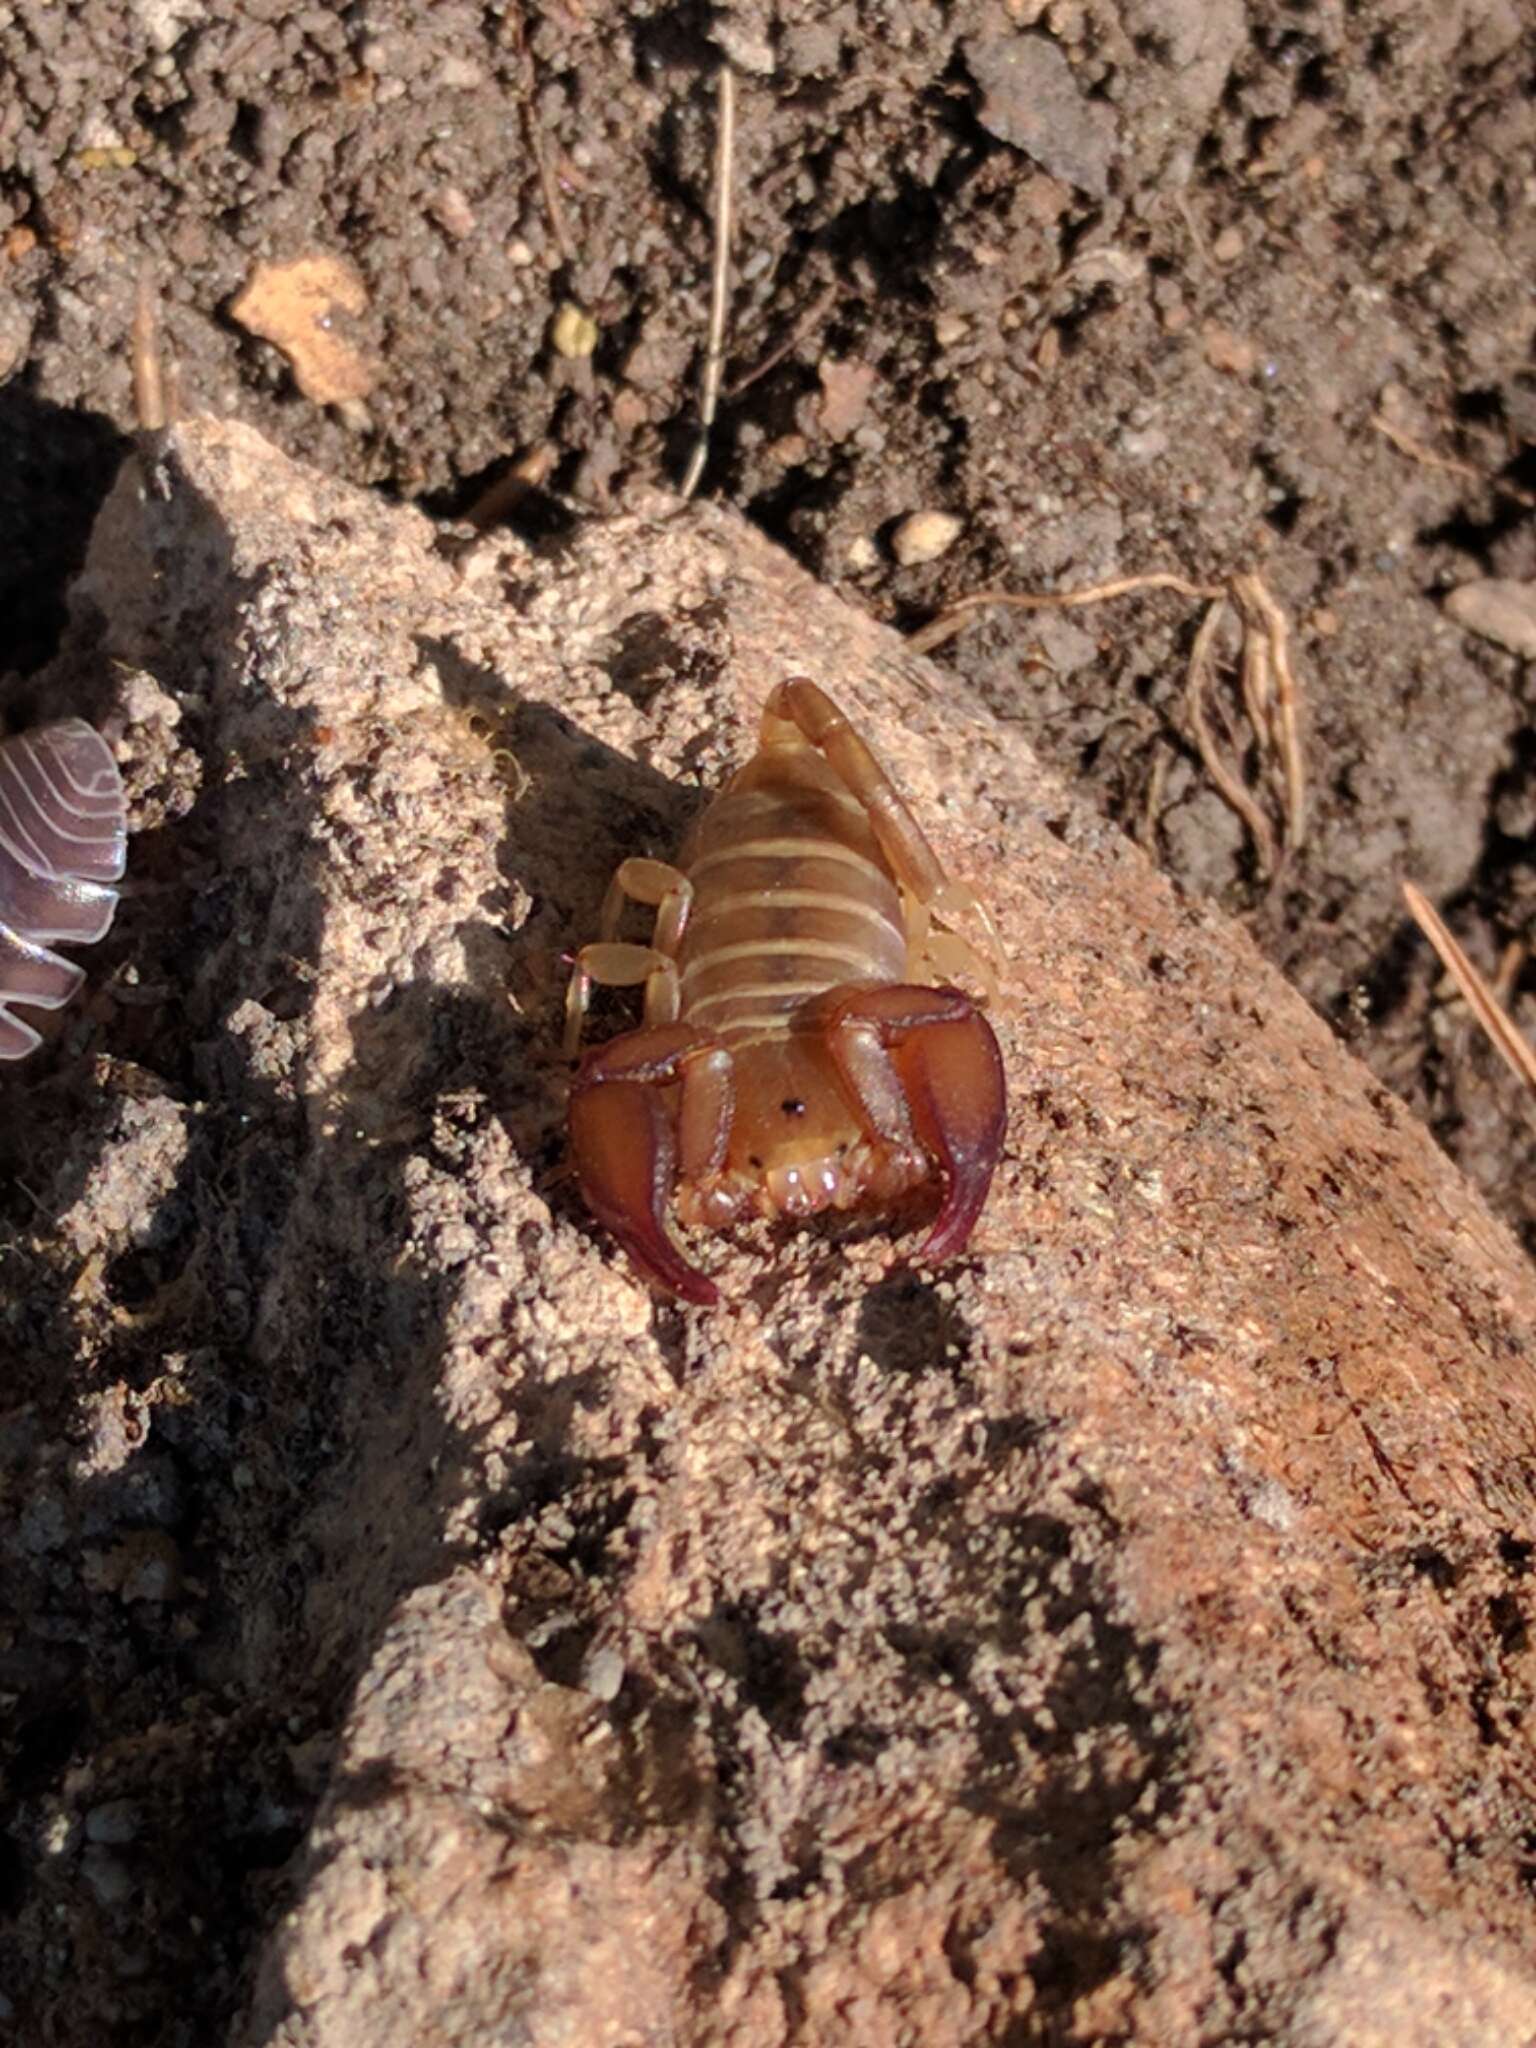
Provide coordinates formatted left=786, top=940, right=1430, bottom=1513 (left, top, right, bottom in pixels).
left=550, top=302, right=598, bottom=359
left=86, top=1800, right=142, bottom=1845
left=81, top=1846, right=133, bottom=1909
left=891, top=510, right=963, bottom=567
left=1443, top=579, right=1536, bottom=660
left=581, top=1646, right=625, bottom=1702
left=1212, top=225, right=1246, bottom=264
left=933, top=311, right=969, bottom=348
left=1202, top=323, right=1258, bottom=377
left=428, top=186, right=476, bottom=240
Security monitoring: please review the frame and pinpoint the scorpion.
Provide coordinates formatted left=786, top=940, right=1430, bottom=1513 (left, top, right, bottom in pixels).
left=0, top=720, right=127, bottom=1059
left=564, top=677, right=1006, bottom=1304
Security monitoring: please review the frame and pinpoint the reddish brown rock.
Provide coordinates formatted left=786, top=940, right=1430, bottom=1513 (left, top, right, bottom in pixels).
left=44, top=421, right=1536, bottom=2043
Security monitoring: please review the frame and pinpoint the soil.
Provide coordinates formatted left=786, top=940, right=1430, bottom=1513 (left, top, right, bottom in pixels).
left=2, top=2, right=1535, bottom=2044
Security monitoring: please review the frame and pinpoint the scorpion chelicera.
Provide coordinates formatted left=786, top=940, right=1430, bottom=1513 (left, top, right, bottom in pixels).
left=564, top=677, right=1006, bottom=1304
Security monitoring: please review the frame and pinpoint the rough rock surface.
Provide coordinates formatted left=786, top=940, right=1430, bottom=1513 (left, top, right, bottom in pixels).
left=9, top=418, right=1536, bottom=2045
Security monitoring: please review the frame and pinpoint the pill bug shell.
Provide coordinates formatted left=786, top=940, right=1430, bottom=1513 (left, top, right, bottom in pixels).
left=0, top=720, right=128, bottom=1058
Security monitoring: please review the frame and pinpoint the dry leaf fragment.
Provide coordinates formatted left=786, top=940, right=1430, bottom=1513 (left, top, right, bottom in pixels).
left=229, top=253, right=376, bottom=405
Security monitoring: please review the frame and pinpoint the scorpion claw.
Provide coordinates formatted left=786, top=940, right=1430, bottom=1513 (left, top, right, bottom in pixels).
left=568, top=1076, right=720, bottom=1306
left=885, top=999, right=1007, bottom=1264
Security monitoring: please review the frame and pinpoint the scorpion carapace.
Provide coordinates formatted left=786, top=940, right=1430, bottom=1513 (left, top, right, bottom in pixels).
left=0, top=721, right=127, bottom=1059
left=565, top=677, right=1007, bottom=1305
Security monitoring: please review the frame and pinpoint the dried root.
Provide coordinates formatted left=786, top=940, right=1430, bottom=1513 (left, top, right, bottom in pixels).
left=913, top=568, right=1309, bottom=878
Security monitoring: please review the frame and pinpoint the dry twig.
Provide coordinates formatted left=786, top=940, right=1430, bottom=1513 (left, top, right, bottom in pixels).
left=1401, top=882, right=1536, bottom=1098
left=679, top=65, right=736, bottom=501
left=726, top=282, right=839, bottom=398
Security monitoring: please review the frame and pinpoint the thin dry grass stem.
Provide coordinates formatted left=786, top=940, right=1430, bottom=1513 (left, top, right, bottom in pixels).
left=726, top=281, right=839, bottom=398
left=1402, top=881, right=1536, bottom=1098
left=1371, top=411, right=1536, bottom=510
left=131, top=266, right=179, bottom=431
left=679, top=64, right=736, bottom=502
left=908, top=571, right=1221, bottom=657
left=509, top=13, right=575, bottom=266
left=1493, top=939, right=1527, bottom=1010
left=1185, top=597, right=1278, bottom=879
left=913, top=566, right=1309, bottom=876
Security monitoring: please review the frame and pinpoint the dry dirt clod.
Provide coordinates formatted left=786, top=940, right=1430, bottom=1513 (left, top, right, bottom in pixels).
left=814, top=355, right=877, bottom=442
left=963, top=29, right=1118, bottom=198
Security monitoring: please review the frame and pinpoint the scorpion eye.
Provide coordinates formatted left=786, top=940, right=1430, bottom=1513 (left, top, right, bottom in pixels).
left=780, top=1098, right=805, bottom=1117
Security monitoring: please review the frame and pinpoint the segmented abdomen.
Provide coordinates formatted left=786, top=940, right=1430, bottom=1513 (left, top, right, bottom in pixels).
left=677, top=759, right=907, bottom=1044
left=0, top=720, right=128, bottom=1058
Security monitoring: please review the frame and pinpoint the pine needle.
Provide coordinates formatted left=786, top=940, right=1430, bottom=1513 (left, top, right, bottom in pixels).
left=1402, top=881, right=1536, bottom=1096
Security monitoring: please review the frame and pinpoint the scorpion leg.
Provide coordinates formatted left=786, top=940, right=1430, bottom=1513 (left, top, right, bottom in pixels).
left=564, top=942, right=681, bottom=1056
left=905, top=897, right=1003, bottom=1006
left=765, top=677, right=1004, bottom=993
left=566, top=859, right=693, bottom=1054
left=600, top=857, right=693, bottom=951
left=827, top=983, right=1006, bottom=1263
left=568, top=1022, right=733, bottom=1305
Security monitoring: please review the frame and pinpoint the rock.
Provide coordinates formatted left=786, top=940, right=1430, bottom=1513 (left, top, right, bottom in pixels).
left=1443, top=578, right=1536, bottom=660
left=45, top=420, right=1536, bottom=2044
left=80, top=1847, right=133, bottom=1909
left=84, top=1800, right=143, bottom=1845
left=963, top=32, right=1118, bottom=199
left=890, top=508, right=963, bottom=566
